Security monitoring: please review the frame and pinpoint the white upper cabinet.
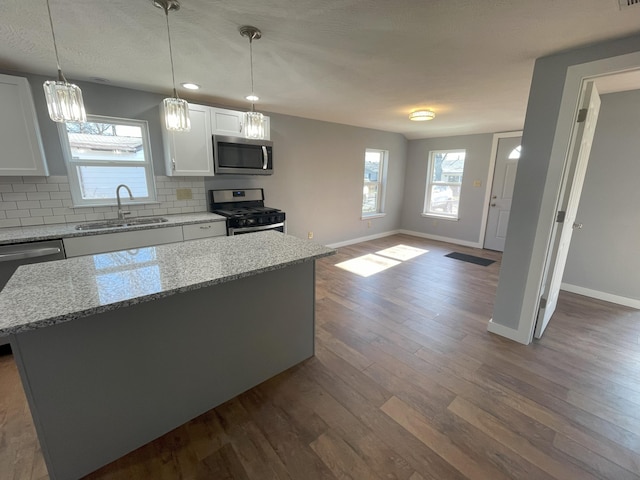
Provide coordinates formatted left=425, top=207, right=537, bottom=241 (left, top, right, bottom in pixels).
left=161, top=103, right=214, bottom=176
left=0, top=74, right=49, bottom=176
left=210, top=107, right=244, bottom=137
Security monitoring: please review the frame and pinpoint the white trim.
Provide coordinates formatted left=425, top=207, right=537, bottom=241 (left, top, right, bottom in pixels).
left=518, top=51, right=640, bottom=346
left=561, top=283, right=640, bottom=309
left=326, top=230, right=401, bottom=248
left=487, top=319, right=531, bottom=345
left=420, top=213, right=459, bottom=222
left=397, top=229, right=483, bottom=248
left=480, top=131, right=522, bottom=248
left=361, top=213, right=387, bottom=220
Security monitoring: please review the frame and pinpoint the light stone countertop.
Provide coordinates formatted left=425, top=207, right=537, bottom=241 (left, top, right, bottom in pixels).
left=0, top=231, right=335, bottom=337
left=0, top=212, right=226, bottom=245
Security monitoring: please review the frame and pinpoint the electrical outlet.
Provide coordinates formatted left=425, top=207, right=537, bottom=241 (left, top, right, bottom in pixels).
left=176, top=188, right=193, bottom=200
left=473, top=180, right=482, bottom=187
left=308, top=231, right=313, bottom=239
left=367, top=220, right=372, bottom=228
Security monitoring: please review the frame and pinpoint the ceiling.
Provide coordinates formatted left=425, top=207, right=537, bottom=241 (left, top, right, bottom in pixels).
left=1, top=0, right=640, bottom=140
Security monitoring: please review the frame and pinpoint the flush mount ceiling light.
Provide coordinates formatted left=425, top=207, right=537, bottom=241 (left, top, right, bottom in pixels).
left=409, top=110, right=436, bottom=121
left=154, top=0, right=190, bottom=132
left=42, top=0, right=87, bottom=123
left=240, top=25, right=265, bottom=139
left=180, top=82, right=200, bottom=90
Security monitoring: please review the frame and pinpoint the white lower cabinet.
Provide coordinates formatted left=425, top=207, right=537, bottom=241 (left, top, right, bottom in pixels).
left=63, top=221, right=227, bottom=258
left=64, top=227, right=184, bottom=258
left=182, top=221, right=226, bottom=240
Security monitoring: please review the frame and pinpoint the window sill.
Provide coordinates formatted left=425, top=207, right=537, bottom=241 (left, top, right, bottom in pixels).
left=361, top=213, right=387, bottom=220
left=421, top=213, right=459, bottom=222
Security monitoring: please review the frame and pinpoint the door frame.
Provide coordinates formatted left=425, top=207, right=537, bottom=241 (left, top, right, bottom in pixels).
left=480, top=131, right=522, bottom=249
left=488, top=50, right=640, bottom=345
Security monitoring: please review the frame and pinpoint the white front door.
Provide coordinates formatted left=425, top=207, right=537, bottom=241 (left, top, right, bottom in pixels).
left=484, top=136, right=522, bottom=251
left=535, top=82, right=601, bottom=338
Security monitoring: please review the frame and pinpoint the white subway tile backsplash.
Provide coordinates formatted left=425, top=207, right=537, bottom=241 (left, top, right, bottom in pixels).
left=36, top=184, right=60, bottom=192
left=0, top=202, right=17, bottom=211
left=12, top=184, right=37, bottom=193
left=0, top=175, right=207, bottom=228
left=0, top=219, right=21, bottom=227
left=27, top=192, right=52, bottom=201
left=21, top=217, right=44, bottom=226
left=2, top=192, right=28, bottom=201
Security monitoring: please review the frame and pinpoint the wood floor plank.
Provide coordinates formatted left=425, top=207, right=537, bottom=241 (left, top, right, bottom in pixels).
left=1, top=234, right=638, bottom=479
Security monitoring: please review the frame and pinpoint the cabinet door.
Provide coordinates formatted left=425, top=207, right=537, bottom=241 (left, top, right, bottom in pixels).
left=163, top=103, right=214, bottom=176
left=63, top=226, right=184, bottom=257
left=211, top=107, right=244, bottom=136
left=0, top=74, right=48, bottom=176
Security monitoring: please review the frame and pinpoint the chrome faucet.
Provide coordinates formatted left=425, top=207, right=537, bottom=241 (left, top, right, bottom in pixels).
left=116, top=184, right=134, bottom=220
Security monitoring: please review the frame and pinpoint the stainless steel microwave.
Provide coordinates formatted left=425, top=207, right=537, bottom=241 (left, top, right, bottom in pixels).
left=213, top=135, right=273, bottom=175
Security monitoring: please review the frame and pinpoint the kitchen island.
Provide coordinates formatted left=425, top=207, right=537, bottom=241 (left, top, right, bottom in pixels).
left=0, top=231, right=334, bottom=480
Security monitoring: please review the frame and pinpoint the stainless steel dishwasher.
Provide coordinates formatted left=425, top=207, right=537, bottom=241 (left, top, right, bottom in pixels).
left=0, top=239, right=66, bottom=347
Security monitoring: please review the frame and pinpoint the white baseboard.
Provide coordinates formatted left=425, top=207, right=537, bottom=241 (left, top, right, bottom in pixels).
left=487, top=319, right=532, bottom=345
left=326, top=230, right=401, bottom=248
left=397, top=229, right=483, bottom=249
left=560, top=283, right=640, bottom=309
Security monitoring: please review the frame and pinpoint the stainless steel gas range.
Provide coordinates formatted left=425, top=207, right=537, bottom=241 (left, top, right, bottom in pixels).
left=208, top=188, right=286, bottom=236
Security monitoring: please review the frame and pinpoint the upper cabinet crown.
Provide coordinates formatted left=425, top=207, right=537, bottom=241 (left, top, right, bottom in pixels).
left=0, top=74, right=49, bottom=176
left=161, top=103, right=270, bottom=177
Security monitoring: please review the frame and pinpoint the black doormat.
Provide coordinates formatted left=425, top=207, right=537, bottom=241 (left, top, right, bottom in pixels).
left=445, top=252, right=495, bottom=266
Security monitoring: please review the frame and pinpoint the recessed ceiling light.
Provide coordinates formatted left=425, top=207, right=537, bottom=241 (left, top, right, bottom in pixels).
left=245, top=94, right=259, bottom=102
left=181, top=82, right=200, bottom=90
left=409, top=110, right=436, bottom=121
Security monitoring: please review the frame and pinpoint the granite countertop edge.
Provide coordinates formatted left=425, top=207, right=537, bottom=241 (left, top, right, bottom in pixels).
left=0, top=212, right=226, bottom=245
left=1, top=246, right=335, bottom=337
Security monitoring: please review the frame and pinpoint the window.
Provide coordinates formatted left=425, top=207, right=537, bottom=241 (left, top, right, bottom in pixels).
left=59, top=115, right=156, bottom=206
left=362, top=149, right=388, bottom=216
left=423, top=150, right=466, bottom=219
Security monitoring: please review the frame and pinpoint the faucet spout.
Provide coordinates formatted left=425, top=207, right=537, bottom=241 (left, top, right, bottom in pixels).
left=116, top=184, right=134, bottom=220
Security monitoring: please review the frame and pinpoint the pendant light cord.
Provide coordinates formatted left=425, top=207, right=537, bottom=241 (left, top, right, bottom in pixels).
left=45, top=0, right=66, bottom=82
left=249, top=34, right=256, bottom=111
left=164, top=7, right=179, bottom=98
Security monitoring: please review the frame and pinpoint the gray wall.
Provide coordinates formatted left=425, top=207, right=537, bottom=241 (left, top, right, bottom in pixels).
left=5, top=70, right=407, bottom=246
left=205, top=114, right=407, bottom=245
left=401, top=134, right=494, bottom=244
left=491, top=33, right=640, bottom=335
left=562, top=90, right=640, bottom=301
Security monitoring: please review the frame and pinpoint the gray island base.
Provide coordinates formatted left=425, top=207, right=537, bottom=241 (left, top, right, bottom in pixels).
left=0, top=232, right=335, bottom=480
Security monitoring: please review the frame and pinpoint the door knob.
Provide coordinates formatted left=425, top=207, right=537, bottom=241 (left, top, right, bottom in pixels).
left=491, top=195, right=497, bottom=199
left=572, top=222, right=583, bottom=229
left=491, top=203, right=497, bottom=207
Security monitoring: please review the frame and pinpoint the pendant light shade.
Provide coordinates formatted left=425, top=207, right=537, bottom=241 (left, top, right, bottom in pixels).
left=43, top=0, right=86, bottom=123
left=154, top=0, right=190, bottom=132
left=240, top=26, right=265, bottom=140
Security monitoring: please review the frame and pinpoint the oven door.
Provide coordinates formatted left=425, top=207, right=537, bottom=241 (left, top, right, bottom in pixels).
left=228, top=222, right=285, bottom=236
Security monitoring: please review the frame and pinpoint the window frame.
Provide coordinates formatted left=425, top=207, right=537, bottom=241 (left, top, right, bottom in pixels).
left=58, top=115, right=157, bottom=207
left=422, top=149, right=466, bottom=221
left=361, top=148, right=388, bottom=218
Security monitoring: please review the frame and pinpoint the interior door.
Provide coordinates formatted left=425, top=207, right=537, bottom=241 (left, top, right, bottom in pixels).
left=535, top=82, right=601, bottom=338
left=484, top=136, right=522, bottom=251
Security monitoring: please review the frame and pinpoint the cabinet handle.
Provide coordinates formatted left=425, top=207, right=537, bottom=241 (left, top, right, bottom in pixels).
left=199, top=225, right=212, bottom=229
left=172, top=159, right=176, bottom=171
left=239, top=121, right=243, bottom=133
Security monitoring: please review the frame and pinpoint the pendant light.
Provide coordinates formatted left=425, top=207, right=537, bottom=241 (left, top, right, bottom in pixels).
left=42, top=0, right=87, bottom=123
left=154, top=0, right=190, bottom=132
left=240, top=26, right=265, bottom=140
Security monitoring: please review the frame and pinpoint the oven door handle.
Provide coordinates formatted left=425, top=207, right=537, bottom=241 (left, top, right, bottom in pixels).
left=262, top=146, right=269, bottom=170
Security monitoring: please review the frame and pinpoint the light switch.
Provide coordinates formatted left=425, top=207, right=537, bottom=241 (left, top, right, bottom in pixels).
left=176, top=188, right=193, bottom=200
left=473, top=180, right=482, bottom=187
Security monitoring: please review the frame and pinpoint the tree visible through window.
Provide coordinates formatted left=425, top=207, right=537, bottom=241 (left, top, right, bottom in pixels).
left=423, top=150, right=466, bottom=219
left=362, top=149, right=387, bottom=216
left=59, top=115, right=156, bottom=206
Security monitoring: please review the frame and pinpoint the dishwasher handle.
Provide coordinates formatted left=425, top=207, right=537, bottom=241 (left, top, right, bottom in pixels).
left=0, top=247, right=62, bottom=262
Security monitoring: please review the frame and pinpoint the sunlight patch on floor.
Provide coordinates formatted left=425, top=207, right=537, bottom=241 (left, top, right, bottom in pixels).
left=335, top=254, right=400, bottom=277
left=376, top=244, right=428, bottom=261
left=335, top=244, right=428, bottom=277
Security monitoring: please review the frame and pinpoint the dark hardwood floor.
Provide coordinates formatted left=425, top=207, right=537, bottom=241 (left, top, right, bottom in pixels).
left=1, top=234, right=639, bottom=479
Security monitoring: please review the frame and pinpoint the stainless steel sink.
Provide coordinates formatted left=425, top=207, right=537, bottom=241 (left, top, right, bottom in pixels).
left=75, top=217, right=169, bottom=231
